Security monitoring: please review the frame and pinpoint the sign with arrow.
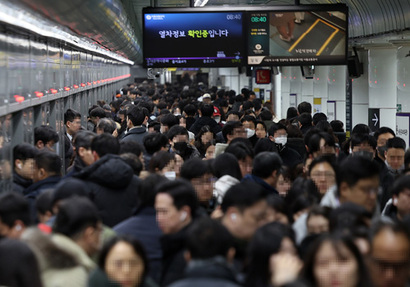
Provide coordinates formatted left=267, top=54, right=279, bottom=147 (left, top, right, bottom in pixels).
left=368, top=108, right=380, bottom=132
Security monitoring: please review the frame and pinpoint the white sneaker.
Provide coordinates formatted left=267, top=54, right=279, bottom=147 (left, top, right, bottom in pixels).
left=280, top=35, right=291, bottom=42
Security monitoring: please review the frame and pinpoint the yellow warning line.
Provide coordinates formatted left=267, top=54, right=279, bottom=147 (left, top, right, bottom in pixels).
left=288, top=19, right=320, bottom=52
left=317, top=28, right=339, bottom=55
left=288, top=18, right=340, bottom=54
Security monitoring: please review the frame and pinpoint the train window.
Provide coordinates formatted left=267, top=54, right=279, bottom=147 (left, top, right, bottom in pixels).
left=23, top=108, right=34, bottom=145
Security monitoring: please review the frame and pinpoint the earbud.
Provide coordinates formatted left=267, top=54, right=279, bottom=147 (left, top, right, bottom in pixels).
left=393, top=198, right=398, bottom=205
left=231, top=213, right=237, bottom=221
left=17, top=163, right=22, bottom=169
left=180, top=211, right=187, bottom=222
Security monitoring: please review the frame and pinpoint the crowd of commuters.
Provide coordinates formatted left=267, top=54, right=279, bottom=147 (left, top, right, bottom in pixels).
left=0, top=79, right=409, bottom=287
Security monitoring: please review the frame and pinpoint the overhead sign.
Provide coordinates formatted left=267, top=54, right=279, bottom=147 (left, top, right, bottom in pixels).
left=368, top=108, right=380, bottom=132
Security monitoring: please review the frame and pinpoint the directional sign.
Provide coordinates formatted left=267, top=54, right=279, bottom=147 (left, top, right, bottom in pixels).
left=368, top=108, right=380, bottom=132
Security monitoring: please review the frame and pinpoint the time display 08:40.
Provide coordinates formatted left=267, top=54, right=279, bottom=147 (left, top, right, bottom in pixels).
left=251, top=16, right=267, bottom=23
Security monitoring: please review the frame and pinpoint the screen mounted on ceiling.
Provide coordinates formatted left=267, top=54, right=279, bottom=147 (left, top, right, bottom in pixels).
left=143, top=8, right=245, bottom=68
left=247, top=4, right=348, bottom=66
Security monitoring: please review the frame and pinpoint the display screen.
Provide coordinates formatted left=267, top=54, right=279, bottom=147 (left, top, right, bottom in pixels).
left=247, top=5, right=348, bottom=66
left=143, top=9, right=245, bottom=68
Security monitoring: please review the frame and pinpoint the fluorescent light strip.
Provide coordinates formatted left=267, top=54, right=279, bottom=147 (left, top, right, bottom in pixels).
left=0, top=1, right=134, bottom=65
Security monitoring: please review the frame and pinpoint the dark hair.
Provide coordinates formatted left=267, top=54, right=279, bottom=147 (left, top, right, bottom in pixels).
left=34, top=125, right=59, bottom=145
left=225, top=141, right=254, bottom=161
left=307, top=132, right=336, bottom=155
left=373, top=126, right=395, bottom=140
left=301, top=233, right=373, bottom=287
left=312, top=113, right=327, bottom=126
left=298, top=113, right=312, bottom=127
left=143, top=133, right=168, bottom=155
left=285, top=178, right=320, bottom=216
left=148, top=151, right=175, bottom=173
left=222, top=121, right=243, bottom=142
left=297, top=101, right=312, bottom=114
left=241, top=115, right=257, bottom=127
left=127, top=106, right=148, bottom=126
left=155, top=179, right=198, bottom=216
left=391, top=175, right=410, bottom=196
left=306, top=205, right=331, bottom=225
left=90, top=107, right=106, bottom=119
left=336, top=156, right=380, bottom=192
left=138, top=174, right=168, bottom=209
left=183, top=104, right=196, bottom=117
left=213, top=153, right=242, bottom=180
left=120, top=153, right=143, bottom=176
left=221, top=181, right=266, bottom=213
left=186, top=217, right=234, bottom=259
left=330, top=120, right=344, bottom=132
left=180, top=158, right=211, bottom=180
left=160, top=113, right=179, bottom=128
left=200, top=104, right=214, bottom=117
left=167, top=125, right=188, bottom=141
left=286, top=107, right=299, bottom=120
left=268, top=123, right=287, bottom=137
left=350, top=133, right=377, bottom=150
left=351, top=123, right=370, bottom=135
left=386, top=137, right=406, bottom=150
left=252, top=151, right=282, bottom=179
left=53, top=196, right=100, bottom=238
left=98, top=236, right=148, bottom=282
left=73, top=130, right=96, bottom=150
left=64, top=108, right=81, bottom=124
left=97, top=118, right=116, bottom=134
left=0, top=192, right=31, bottom=227
left=13, top=143, right=38, bottom=164
left=120, top=141, right=143, bottom=157
left=267, top=194, right=290, bottom=221
left=194, top=125, right=215, bottom=157
left=35, top=150, right=62, bottom=176
left=246, top=222, right=296, bottom=287
left=329, top=202, right=371, bottom=233
left=36, top=189, right=54, bottom=216
left=91, top=134, right=120, bottom=157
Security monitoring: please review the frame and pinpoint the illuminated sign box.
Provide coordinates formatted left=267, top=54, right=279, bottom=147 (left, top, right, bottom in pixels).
left=247, top=4, right=348, bottom=66
left=256, top=69, right=271, bottom=84
left=143, top=8, right=245, bottom=68
left=143, top=4, right=347, bottom=68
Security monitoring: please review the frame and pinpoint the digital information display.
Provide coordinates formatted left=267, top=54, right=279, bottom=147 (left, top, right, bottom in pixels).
left=143, top=10, right=245, bottom=68
left=247, top=7, right=347, bottom=66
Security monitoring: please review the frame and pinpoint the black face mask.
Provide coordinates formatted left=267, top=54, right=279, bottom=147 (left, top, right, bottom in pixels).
left=377, top=145, right=388, bottom=157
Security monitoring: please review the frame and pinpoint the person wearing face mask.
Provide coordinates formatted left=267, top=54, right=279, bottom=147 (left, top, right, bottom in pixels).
left=267, top=123, right=302, bottom=169
left=241, top=115, right=258, bottom=147
left=373, top=127, right=395, bottom=165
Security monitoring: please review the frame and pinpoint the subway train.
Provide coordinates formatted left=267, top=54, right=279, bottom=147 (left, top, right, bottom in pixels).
left=0, top=0, right=409, bottom=178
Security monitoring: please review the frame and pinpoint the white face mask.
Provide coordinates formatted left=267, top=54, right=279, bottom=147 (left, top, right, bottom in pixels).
left=214, top=116, right=221, bottom=123
left=275, top=136, right=287, bottom=146
left=246, top=128, right=255, bottom=138
left=164, top=171, right=176, bottom=180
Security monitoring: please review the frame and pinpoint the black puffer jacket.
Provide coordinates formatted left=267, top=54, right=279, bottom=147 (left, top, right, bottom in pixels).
left=167, top=257, right=241, bottom=287
left=74, top=154, right=139, bottom=227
